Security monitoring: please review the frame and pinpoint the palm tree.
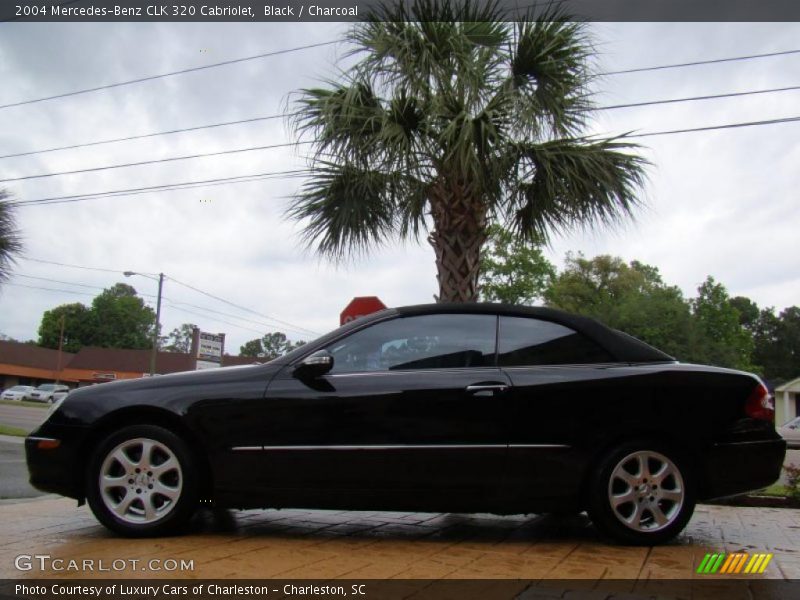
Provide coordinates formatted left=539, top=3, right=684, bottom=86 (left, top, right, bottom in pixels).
left=0, top=189, right=22, bottom=284
left=290, top=0, right=647, bottom=302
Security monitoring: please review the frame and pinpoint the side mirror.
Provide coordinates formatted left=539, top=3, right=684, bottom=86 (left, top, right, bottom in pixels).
left=293, top=350, right=334, bottom=379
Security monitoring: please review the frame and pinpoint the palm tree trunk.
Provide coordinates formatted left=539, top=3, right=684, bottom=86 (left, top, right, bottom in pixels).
left=428, top=184, right=488, bottom=303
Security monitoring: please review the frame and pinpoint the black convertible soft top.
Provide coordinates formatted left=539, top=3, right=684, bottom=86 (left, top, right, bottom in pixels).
left=280, top=302, right=675, bottom=365
left=394, top=303, right=675, bottom=364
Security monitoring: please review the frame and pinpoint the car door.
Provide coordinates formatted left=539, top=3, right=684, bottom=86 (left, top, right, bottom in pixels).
left=247, top=312, right=511, bottom=510
left=498, top=315, right=626, bottom=509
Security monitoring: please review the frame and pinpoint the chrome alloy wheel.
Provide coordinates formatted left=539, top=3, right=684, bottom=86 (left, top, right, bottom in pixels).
left=607, top=450, right=685, bottom=533
left=99, top=437, right=183, bottom=524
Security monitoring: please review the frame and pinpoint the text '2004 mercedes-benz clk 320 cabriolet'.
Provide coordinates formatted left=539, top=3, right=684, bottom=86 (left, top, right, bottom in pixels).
left=26, top=303, right=785, bottom=545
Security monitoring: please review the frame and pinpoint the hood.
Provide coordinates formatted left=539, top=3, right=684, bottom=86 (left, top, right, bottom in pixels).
left=64, top=363, right=279, bottom=401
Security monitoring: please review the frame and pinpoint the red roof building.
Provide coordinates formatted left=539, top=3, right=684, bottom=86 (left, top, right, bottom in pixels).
left=0, top=340, right=261, bottom=390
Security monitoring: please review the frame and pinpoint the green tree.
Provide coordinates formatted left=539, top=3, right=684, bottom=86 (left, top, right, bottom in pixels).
left=691, top=277, right=754, bottom=370
left=162, top=323, right=197, bottom=353
left=240, top=332, right=306, bottom=360
left=88, top=283, right=155, bottom=349
left=478, top=224, right=555, bottom=304
left=730, top=296, right=760, bottom=331
left=544, top=254, right=696, bottom=359
left=38, top=303, right=94, bottom=353
left=37, top=283, right=155, bottom=351
left=290, top=2, right=646, bottom=302
left=0, top=190, right=22, bottom=284
left=772, top=306, right=800, bottom=380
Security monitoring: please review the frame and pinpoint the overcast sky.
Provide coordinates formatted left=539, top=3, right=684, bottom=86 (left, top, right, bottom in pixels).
left=0, top=21, right=798, bottom=353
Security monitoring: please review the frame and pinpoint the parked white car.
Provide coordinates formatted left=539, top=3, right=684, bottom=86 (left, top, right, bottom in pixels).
left=26, top=384, right=70, bottom=404
left=1, top=385, right=36, bottom=401
left=778, top=416, right=800, bottom=449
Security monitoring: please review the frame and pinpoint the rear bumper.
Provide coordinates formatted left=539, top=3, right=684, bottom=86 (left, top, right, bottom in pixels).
left=699, top=439, right=786, bottom=500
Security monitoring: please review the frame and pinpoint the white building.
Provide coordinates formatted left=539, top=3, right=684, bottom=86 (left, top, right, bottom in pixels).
left=775, top=376, right=800, bottom=426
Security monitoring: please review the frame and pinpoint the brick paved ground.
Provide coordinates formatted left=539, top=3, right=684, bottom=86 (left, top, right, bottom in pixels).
left=0, top=498, right=798, bottom=581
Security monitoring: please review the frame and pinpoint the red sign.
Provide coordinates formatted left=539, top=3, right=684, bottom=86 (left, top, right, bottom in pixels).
left=340, top=296, right=387, bottom=325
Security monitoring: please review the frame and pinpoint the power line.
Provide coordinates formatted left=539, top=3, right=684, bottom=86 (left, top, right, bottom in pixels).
left=8, top=83, right=797, bottom=186
left=11, top=169, right=309, bottom=207
left=18, top=257, right=321, bottom=337
left=627, top=115, right=800, bottom=138
left=3, top=282, right=97, bottom=297
left=163, top=302, right=266, bottom=337
left=0, top=41, right=339, bottom=110
left=0, top=113, right=288, bottom=160
left=168, top=276, right=321, bottom=336
left=0, top=141, right=311, bottom=184
left=0, top=32, right=793, bottom=118
left=597, top=84, right=800, bottom=111
left=599, top=48, right=800, bottom=76
left=12, top=111, right=800, bottom=208
left=168, top=300, right=310, bottom=337
left=12, top=270, right=312, bottom=337
left=14, top=273, right=161, bottom=301
left=20, top=257, right=132, bottom=274
left=8, top=83, right=800, bottom=162
left=14, top=273, right=107, bottom=290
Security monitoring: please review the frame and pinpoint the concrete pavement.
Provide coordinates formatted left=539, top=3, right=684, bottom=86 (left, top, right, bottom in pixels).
left=0, top=498, right=798, bottom=580
left=0, top=438, right=45, bottom=499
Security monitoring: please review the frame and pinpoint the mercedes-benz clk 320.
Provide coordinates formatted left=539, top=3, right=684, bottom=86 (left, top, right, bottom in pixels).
left=26, top=303, right=785, bottom=545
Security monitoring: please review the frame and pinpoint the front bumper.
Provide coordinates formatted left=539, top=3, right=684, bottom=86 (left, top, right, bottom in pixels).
left=699, top=438, right=787, bottom=500
left=25, top=422, right=91, bottom=500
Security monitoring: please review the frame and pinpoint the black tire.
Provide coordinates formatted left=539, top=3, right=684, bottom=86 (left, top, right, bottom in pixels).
left=86, top=424, right=199, bottom=537
left=586, top=441, right=695, bottom=545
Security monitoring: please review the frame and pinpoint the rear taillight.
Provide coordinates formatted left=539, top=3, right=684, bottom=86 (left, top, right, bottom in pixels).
left=745, top=382, right=774, bottom=422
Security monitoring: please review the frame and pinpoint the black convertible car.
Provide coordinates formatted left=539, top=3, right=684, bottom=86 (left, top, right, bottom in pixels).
left=26, top=303, right=785, bottom=544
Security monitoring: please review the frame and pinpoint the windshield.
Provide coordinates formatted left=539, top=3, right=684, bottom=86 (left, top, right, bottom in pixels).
left=36, top=384, right=57, bottom=391
left=9, top=386, right=31, bottom=392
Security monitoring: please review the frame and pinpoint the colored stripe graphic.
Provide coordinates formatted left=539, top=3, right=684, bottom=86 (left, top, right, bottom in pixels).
left=759, top=554, right=773, bottom=573
left=734, top=553, right=748, bottom=573
left=720, top=553, right=737, bottom=573
left=697, top=554, right=712, bottom=574
left=697, top=552, right=772, bottom=575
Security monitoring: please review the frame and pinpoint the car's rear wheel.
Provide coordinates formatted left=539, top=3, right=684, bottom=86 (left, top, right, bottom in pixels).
left=587, top=442, right=695, bottom=545
left=86, top=424, right=198, bottom=537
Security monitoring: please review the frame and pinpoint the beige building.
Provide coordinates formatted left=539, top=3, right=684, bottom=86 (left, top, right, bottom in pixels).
left=775, top=376, right=800, bottom=426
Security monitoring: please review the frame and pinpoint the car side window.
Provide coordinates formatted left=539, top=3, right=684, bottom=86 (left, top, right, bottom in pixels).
left=498, top=316, right=614, bottom=366
left=326, top=314, right=497, bottom=374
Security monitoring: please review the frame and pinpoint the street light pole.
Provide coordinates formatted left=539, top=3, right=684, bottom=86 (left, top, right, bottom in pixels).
left=150, top=273, right=164, bottom=376
left=124, top=270, right=165, bottom=376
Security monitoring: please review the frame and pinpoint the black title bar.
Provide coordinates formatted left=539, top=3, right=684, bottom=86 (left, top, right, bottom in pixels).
left=4, top=0, right=800, bottom=23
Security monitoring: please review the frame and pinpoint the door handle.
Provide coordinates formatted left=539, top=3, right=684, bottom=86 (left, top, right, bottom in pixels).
left=466, top=383, right=509, bottom=395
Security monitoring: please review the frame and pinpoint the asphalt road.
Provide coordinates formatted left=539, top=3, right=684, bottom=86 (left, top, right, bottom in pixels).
left=0, top=438, right=44, bottom=499
left=0, top=403, right=48, bottom=433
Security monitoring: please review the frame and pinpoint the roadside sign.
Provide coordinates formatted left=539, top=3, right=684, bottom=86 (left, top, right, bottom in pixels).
left=340, top=296, right=387, bottom=325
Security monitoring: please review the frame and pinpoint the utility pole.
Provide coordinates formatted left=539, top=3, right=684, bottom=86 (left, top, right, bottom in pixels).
left=149, top=273, right=164, bottom=376
left=55, top=314, right=65, bottom=384
left=124, top=270, right=165, bottom=377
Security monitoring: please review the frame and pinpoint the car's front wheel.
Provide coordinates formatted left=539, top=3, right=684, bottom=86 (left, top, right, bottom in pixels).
left=86, top=424, right=198, bottom=537
left=587, top=442, right=695, bottom=545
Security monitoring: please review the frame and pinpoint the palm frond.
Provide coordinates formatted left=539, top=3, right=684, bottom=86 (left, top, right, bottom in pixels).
left=288, top=162, right=413, bottom=260
left=507, top=137, right=649, bottom=242
left=0, top=191, right=22, bottom=284
left=510, top=12, right=594, bottom=136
